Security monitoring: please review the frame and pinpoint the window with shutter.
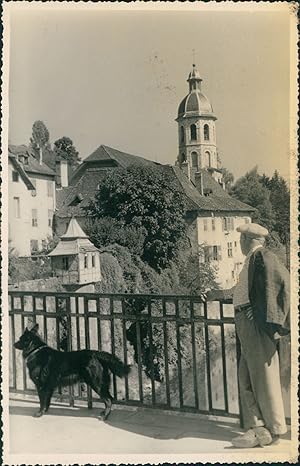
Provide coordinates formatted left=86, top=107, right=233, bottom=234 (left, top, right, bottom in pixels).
left=32, top=209, right=38, bottom=227
left=213, top=245, right=218, bottom=261
left=31, top=178, right=37, bottom=196
left=217, top=245, right=222, bottom=261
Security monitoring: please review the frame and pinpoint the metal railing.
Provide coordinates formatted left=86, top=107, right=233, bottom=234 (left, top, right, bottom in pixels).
left=9, top=291, right=241, bottom=421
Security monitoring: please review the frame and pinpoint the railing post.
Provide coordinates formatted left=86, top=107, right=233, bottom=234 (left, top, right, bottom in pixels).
left=235, top=329, right=244, bottom=428
left=84, top=296, right=93, bottom=409
left=66, top=296, right=74, bottom=408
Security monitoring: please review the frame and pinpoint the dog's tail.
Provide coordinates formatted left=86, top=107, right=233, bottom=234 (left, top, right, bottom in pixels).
left=96, top=351, right=131, bottom=378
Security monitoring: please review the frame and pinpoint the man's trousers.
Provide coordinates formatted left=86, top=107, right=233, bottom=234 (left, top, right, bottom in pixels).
left=235, top=310, right=287, bottom=435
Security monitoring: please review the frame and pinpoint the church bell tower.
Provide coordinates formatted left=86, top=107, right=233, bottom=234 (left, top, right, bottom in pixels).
left=176, top=65, right=222, bottom=183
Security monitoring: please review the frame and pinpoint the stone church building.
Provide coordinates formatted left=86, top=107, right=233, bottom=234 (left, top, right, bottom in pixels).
left=54, top=65, right=255, bottom=289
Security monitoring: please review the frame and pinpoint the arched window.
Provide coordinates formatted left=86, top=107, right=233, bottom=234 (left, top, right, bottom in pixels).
left=180, top=126, right=185, bottom=144
left=204, top=124, right=209, bottom=141
left=205, top=151, right=211, bottom=167
left=191, top=151, right=198, bottom=168
left=190, top=124, right=197, bottom=141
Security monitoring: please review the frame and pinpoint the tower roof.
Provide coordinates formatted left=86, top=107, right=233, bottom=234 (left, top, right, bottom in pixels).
left=61, top=217, right=88, bottom=239
left=177, top=65, right=216, bottom=119
left=48, top=218, right=98, bottom=256
left=187, top=64, right=202, bottom=82
left=178, top=91, right=214, bottom=118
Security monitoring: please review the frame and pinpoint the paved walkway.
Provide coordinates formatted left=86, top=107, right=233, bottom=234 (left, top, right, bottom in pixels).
left=7, top=398, right=295, bottom=463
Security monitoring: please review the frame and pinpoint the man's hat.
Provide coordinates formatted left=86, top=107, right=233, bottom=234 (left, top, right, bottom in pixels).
left=236, top=223, right=269, bottom=239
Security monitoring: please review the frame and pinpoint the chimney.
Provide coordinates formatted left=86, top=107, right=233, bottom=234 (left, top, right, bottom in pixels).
left=181, top=161, right=191, bottom=180
left=39, top=146, right=43, bottom=165
left=195, top=171, right=204, bottom=195
left=60, top=159, right=69, bottom=187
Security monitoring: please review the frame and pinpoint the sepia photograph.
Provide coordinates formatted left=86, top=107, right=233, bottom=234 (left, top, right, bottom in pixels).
left=1, top=2, right=298, bottom=464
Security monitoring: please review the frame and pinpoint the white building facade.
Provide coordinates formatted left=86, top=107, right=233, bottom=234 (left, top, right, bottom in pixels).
left=8, top=145, right=56, bottom=256
left=196, top=214, right=251, bottom=288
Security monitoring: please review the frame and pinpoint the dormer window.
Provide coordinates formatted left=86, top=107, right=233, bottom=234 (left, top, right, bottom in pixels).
left=69, top=193, right=83, bottom=206
left=17, top=154, right=29, bottom=165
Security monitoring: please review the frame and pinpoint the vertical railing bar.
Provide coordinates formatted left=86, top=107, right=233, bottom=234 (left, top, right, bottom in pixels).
left=121, top=298, right=129, bottom=401
left=32, top=296, right=37, bottom=325
left=10, top=297, right=17, bottom=390
left=20, top=296, right=27, bottom=391
left=220, top=302, right=229, bottom=413
left=235, top=326, right=244, bottom=428
left=43, top=296, right=48, bottom=344
left=84, top=296, right=92, bottom=409
left=110, top=298, right=117, bottom=400
left=162, top=298, right=171, bottom=407
left=175, top=299, right=184, bottom=408
left=147, top=300, right=156, bottom=405
left=75, top=296, right=82, bottom=399
left=96, top=298, right=102, bottom=350
left=66, top=297, right=74, bottom=407
left=136, top=314, right=144, bottom=404
left=204, top=301, right=213, bottom=412
left=190, top=299, right=199, bottom=410
left=55, top=297, right=62, bottom=397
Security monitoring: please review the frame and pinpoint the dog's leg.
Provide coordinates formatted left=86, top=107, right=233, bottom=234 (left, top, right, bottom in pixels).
left=99, top=368, right=113, bottom=421
left=100, top=395, right=112, bottom=421
left=34, top=388, right=52, bottom=417
left=34, top=389, right=47, bottom=417
left=44, top=389, right=54, bottom=413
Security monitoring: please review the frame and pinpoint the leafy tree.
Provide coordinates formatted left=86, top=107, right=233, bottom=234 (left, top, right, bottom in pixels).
left=260, top=170, right=290, bottom=244
left=86, top=165, right=188, bottom=270
left=53, top=136, right=81, bottom=168
left=230, top=167, right=276, bottom=231
left=85, top=217, right=146, bottom=257
left=220, top=167, right=234, bottom=191
left=30, top=120, right=50, bottom=158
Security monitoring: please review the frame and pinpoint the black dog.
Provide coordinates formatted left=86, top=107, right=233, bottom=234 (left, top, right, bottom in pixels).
left=14, top=324, right=130, bottom=420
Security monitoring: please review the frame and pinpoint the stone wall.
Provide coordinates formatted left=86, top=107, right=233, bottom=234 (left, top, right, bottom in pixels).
left=9, top=277, right=64, bottom=292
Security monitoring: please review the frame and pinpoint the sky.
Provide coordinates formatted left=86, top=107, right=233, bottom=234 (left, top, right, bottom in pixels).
left=7, top=4, right=293, bottom=180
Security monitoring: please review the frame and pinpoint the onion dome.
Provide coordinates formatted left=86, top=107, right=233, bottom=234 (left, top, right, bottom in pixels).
left=177, top=64, right=215, bottom=119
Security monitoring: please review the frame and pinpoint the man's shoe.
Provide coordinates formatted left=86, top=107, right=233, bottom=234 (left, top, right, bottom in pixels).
left=270, top=434, right=280, bottom=445
left=253, top=426, right=273, bottom=446
left=231, top=429, right=260, bottom=448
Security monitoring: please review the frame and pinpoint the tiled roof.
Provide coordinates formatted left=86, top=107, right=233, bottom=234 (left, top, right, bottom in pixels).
left=84, top=144, right=160, bottom=168
left=55, top=169, right=111, bottom=218
left=9, top=144, right=55, bottom=177
left=61, top=217, right=88, bottom=239
left=170, top=166, right=255, bottom=213
left=8, top=155, right=36, bottom=190
left=48, top=237, right=98, bottom=256
left=56, top=162, right=254, bottom=220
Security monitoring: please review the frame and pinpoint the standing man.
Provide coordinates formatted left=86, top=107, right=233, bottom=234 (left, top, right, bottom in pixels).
left=231, top=223, right=290, bottom=448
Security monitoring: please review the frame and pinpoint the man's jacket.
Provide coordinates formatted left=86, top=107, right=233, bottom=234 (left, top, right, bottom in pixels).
left=248, top=247, right=290, bottom=336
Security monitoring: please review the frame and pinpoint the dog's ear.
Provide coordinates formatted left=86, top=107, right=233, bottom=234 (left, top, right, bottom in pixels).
left=30, top=323, right=39, bottom=333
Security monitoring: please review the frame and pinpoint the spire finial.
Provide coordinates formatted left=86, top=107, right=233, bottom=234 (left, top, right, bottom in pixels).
left=192, top=49, right=196, bottom=66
